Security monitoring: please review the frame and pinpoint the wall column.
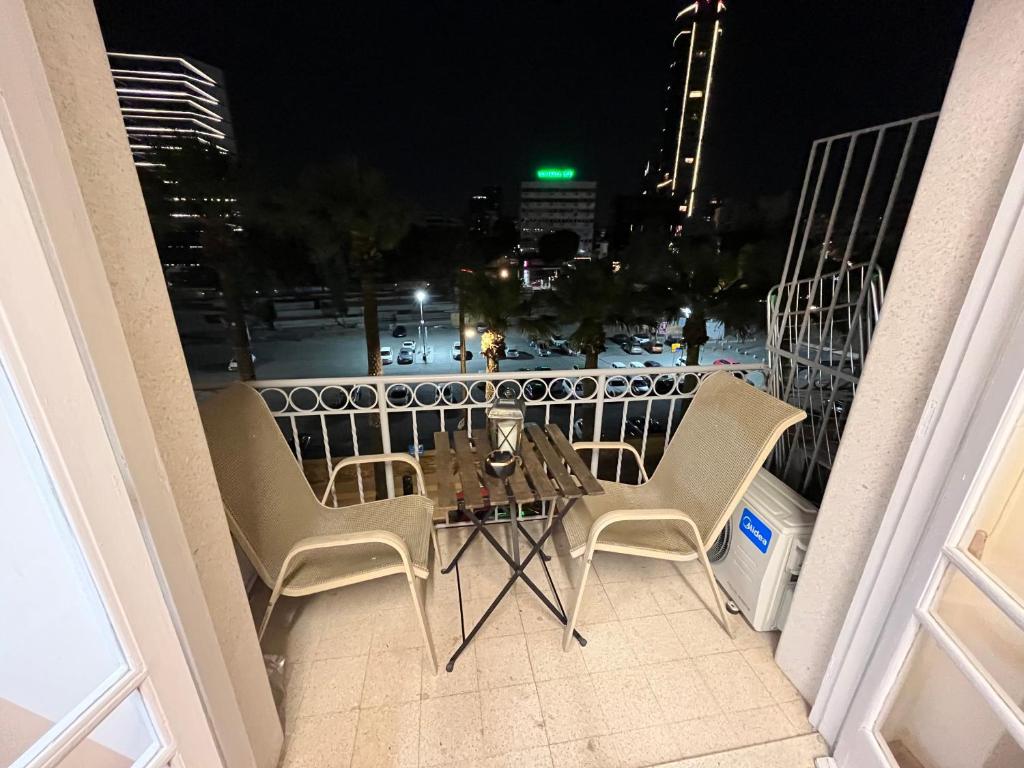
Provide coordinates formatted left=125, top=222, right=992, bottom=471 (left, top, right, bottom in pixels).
left=776, top=0, right=1024, bottom=701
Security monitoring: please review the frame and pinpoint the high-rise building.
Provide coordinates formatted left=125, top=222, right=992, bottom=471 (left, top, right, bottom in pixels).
left=107, top=52, right=236, bottom=165
left=107, top=52, right=238, bottom=264
left=518, top=168, right=596, bottom=258
left=467, top=186, right=502, bottom=235
left=644, top=0, right=726, bottom=221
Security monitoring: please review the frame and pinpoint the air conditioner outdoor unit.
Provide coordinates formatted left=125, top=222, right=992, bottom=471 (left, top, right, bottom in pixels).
left=710, top=468, right=817, bottom=632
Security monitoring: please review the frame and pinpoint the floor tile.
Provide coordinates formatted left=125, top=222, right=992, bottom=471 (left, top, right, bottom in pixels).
left=620, top=615, right=688, bottom=665
left=281, top=711, right=359, bottom=768
left=671, top=713, right=747, bottom=758
left=609, top=724, right=685, bottom=768
left=315, top=613, right=375, bottom=660
left=422, top=639, right=478, bottom=699
left=536, top=674, right=610, bottom=745
left=480, top=682, right=549, bottom=755
left=603, top=581, right=663, bottom=620
left=361, top=648, right=422, bottom=708
left=647, top=575, right=707, bottom=615
left=444, top=745, right=554, bottom=768
left=643, top=659, right=722, bottom=722
left=740, top=647, right=801, bottom=703
left=458, top=564, right=516, bottom=603
left=578, top=621, right=639, bottom=673
left=590, top=667, right=665, bottom=732
left=282, top=660, right=310, bottom=733
left=730, top=617, right=778, bottom=652
left=549, top=736, right=623, bottom=768
left=526, top=629, right=588, bottom=682
left=419, top=692, right=484, bottom=766
left=659, top=732, right=829, bottom=767
left=777, top=697, right=816, bottom=735
left=590, top=552, right=649, bottom=584
left=692, top=651, right=774, bottom=713
left=561, top=582, right=618, bottom=627
left=299, top=655, right=367, bottom=716
left=724, top=704, right=802, bottom=748
left=464, top=595, right=525, bottom=639
left=475, top=634, right=535, bottom=690
left=371, top=605, right=426, bottom=653
left=350, top=702, right=419, bottom=768
left=666, top=610, right=736, bottom=657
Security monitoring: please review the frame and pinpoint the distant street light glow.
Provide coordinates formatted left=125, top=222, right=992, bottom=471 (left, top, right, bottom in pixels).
left=414, top=289, right=427, bottom=303
left=499, top=267, right=510, bottom=279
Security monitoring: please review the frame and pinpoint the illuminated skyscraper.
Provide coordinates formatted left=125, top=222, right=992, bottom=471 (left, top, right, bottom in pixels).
left=107, top=52, right=236, bottom=165
left=645, top=0, right=725, bottom=221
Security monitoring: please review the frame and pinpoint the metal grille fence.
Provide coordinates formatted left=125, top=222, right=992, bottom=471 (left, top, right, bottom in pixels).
left=767, top=112, right=939, bottom=500
left=250, top=364, right=766, bottom=518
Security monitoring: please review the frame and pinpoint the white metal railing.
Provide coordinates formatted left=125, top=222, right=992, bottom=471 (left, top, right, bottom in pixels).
left=250, top=364, right=767, bottom=510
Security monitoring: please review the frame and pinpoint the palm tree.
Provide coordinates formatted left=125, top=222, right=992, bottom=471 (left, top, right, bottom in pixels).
left=274, top=158, right=409, bottom=376
left=139, top=144, right=255, bottom=379
left=548, top=261, right=626, bottom=369
left=459, top=271, right=553, bottom=373
left=644, top=237, right=762, bottom=366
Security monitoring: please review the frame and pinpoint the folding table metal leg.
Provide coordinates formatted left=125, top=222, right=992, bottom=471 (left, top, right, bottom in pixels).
left=441, top=510, right=484, bottom=574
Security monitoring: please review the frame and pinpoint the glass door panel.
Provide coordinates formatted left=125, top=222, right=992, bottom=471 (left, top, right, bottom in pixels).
left=59, top=691, right=161, bottom=767
left=0, top=366, right=129, bottom=763
left=879, top=632, right=1024, bottom=768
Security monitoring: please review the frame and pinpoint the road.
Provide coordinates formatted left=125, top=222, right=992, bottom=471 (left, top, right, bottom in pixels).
left=186, top=324, right=767, bottom=388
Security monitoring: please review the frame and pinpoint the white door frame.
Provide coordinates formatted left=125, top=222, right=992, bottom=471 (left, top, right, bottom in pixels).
left=0, top=2, right=257, bottom=765
left=813, top=138, right=1024, bottom=761
left=0, top=98, right=223, bottom=768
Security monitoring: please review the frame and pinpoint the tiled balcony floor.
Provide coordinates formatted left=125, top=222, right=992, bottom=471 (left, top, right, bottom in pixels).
left=259, top=520, right=827, bottom=768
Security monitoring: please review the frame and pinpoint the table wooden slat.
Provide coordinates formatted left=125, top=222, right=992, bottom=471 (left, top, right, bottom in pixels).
left=451, top=430, right=486, bottom=510
left=544, top=424, right=605, bottom=496
left=459, top=431, right=509, bottom=507
left=433, top=432, right=459, bottom=513
left=518, top=429, right=565, bottom=501
left=525, top=423, right=581, bottom=498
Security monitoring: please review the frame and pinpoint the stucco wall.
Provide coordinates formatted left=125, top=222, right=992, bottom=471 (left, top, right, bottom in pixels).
left=776, top=0, right=1024, bottom=701
left=21, top=1, right=282, bottom=764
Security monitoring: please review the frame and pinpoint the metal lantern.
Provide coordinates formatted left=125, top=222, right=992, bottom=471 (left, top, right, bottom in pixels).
left=487, top=395, right=525, bottom=454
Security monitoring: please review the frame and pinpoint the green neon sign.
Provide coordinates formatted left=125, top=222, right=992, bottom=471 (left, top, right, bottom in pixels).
left=536, top=167, right=576, bottom=180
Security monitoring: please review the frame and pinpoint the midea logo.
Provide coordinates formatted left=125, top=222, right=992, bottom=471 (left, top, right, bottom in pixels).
left=741, top=515, right=768, bottom=548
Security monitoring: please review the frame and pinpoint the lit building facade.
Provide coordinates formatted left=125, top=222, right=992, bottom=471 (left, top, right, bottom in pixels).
left=518, top=169, right=596, bottom=258
left=106, top=52, right=238, bottom=265
left=644, top=0, right=725, bottom=221
left=107, top=52, right=236, bottom=165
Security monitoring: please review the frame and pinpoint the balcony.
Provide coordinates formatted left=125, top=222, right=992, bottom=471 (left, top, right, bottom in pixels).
left=240, top=365, right=827, bottom=767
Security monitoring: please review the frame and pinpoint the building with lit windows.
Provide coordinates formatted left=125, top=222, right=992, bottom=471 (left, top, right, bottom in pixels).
left=106, top=52, right=238, bottom=264
left=107, top=52, right=236, bottom=164
left=644, top=0, right=725, bottom=222
left=518, top=168, right=596, bottom=258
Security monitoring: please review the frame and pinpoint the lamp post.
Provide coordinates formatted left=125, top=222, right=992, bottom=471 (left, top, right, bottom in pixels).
left=415, top=289, right=428, bottom=362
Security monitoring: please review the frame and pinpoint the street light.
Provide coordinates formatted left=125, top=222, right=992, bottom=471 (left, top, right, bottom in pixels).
left=498, top=267, right=510, bottom=280
left=415, top=289, right=428, bottom=362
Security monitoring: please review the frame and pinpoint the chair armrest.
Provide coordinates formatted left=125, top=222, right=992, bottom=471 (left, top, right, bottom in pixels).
left=275, top=529, right=414, bottom=593
left=322, top=453, right=426, bottom=505
left=571, top=441, right=649, bottom=482
left=588, top=508, right=702, bottom=554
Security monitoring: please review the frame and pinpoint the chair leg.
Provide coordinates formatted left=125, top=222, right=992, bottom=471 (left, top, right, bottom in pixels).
left=695, top=548, right=733, bottom=639
left=408, top=575, right=439, bottom=674
left=258, top=590, right=281, bottom=642
left=563, top=553, right=593, bottom=651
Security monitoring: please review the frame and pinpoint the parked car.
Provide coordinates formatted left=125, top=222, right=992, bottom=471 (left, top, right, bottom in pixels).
left=643, top=360, right=663, bottom=367
left=631, top=334, right=651, bottom=345
left=644, top=340, right=664, bottom=353
left=476, top=322, right=488, bottom=333
left=623, top=343, right=644, bottom=355
left=506, top=348, right=522, bottom=359
left=609, top=333, right=630, bottom=346
left=713, top=357, right=739, bottom=366
left=451, top=342, right=474, bottom=361
left=610, top=361, right=627, bottom=369
left=227, top=352, right=255, bottom=372
left=628, top=361, right=645, bottom=368
left=392, top=325, right=408, bottom=338
left=625, top=416, right=666, bottom=438
left=533, top=366, right=552, bottom=371
left=605, top=376, right=629, bottom=396
left=380, top=346, right=394, bottom=365
left=386, top=386, right=412, bottom=406
left=630, top=377, right=652, bottom=396
left=401, top=340, right=416, bottom=350
left=397, top=348, right=414, bottom=364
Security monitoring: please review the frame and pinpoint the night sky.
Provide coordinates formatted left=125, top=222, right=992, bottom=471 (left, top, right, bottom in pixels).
left=95, top=0, right=973, bottom=223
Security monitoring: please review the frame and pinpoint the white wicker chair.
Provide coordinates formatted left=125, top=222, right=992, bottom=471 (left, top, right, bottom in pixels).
left=200, top=383, right=438, bottom=672
left=559, top=372, right=805, bottom=650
